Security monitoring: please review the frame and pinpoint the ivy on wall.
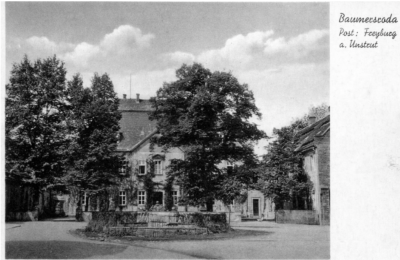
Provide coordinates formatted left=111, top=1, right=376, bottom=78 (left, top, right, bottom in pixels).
left=163, top=174, right=174, bottom=211
left=143, top=158, right=155, bottom=210
left=71, top=151, right=174, bottom=212
left=132, top=156, right=158, bottom=210
left=119, top=164, right=138, bottom=206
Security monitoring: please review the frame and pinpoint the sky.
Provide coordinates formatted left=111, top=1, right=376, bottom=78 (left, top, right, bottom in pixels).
left=5, top=2, right=330, bottom=155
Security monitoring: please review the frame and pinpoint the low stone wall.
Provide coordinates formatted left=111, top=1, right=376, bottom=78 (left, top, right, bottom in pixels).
left=275, top=210, right=319, bottom=225
left=106, top=226, right=208, bottom=237
left=6, top=210, right=39, bottom=221
left=85, top=211, right=229, bottom=233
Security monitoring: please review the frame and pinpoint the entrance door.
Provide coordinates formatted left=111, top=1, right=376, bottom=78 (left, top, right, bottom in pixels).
left=152, top=192, right=163, bottom=206
left=253, top=198, right=260, bottom=217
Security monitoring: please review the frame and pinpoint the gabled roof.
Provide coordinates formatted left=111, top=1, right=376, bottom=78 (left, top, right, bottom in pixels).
left=295, top=115, right=330, bottom=153
left=116, top=99, right=157, bottom=152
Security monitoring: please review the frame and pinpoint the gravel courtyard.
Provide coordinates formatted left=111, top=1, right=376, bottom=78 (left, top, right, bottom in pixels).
left=6, top=220, right=329, bottom=259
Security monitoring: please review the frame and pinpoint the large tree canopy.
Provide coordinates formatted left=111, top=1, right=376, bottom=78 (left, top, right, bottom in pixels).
left=6, top=56, right=69, bottom=193
left=6, top=55, right=123, bottom=213
left=149, top=63, right=266, bottom=208
left=64, top=73, right=122, bottom=195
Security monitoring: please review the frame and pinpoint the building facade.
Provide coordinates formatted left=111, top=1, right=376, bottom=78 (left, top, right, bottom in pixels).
left=115, top=95, right=183, bottom=211
left=19, top=94, right=273, bottom=220
left=112, top=95, right=273, bottom=218
left=295, top=114, right=330, bottom=225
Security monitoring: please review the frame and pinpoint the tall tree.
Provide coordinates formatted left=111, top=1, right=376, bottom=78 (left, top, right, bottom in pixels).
left=258, top=119, right=312, bottom=210
left=149, top=63, right=266, bottom=209
left=64, top=73, right=122, bottom=209
left=6, top=55, right=69, bottom=207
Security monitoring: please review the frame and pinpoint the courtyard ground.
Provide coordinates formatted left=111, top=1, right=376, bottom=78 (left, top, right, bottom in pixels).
left=5, top=219, right=329, bottom=259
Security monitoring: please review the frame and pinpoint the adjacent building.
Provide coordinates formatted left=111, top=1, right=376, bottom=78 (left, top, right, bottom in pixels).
left=295, top=114, right=330, bottom=225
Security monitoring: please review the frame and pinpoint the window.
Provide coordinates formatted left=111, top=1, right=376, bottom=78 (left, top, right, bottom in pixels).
left=138, top=191, right=146, bottom=205
left=172, top=191, right=178, bottom=205
left=119, top=191, right=127, bottom=206
left=81, top=192, right=88, bottom=206
left=154, top=160, right=164, bottom=175
left=119, top=160, right=128, bottom=175
left=139, top=160, right=146, bottom=175
left=227, top=161, right=234, bottom=174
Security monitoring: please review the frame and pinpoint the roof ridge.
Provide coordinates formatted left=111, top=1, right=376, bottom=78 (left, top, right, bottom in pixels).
left=298, top=114, right=330, bottom=135
left=295, top=114, right=330, bottom=153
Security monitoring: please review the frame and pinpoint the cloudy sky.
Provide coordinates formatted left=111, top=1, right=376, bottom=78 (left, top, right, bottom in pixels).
left=5, top=2, right=329, bottom=155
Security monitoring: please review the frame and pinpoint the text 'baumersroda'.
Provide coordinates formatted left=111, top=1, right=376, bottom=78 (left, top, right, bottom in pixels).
left=338, top=13, right=398, bottom=49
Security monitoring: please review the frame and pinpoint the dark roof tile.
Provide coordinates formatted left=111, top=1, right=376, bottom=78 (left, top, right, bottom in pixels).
left=295, top=115, right=330, bottom=153
left=116, top=99, right=157, bottom=151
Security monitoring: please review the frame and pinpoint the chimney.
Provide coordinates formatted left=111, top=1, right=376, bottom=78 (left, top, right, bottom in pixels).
left=123, top=94, right=127, bottom=99
left=308, top=115, right=316, bottom=125
left=136, top=93, right=140, bottom=103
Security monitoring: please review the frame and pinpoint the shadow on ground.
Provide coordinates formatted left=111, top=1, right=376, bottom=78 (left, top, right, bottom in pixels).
left=5, top=222, right=26, bottom=225
left=6, top=241, right=128, bottom=259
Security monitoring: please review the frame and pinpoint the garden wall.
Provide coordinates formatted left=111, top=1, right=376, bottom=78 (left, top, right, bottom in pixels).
left=85, top=211, right=229, bottom=233
left=275, top=210, right=319, bottom=225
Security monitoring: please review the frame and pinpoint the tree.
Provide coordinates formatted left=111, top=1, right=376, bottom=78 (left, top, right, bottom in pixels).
left=64, top=73, right=122, bottom=210
left=258, top=119, right=312, bottom=210
left=6, top=55, right=69, bottom=209
left=149, top=63, right=266, bottom=209
left=215, top=159, right=260, bottom=223
left=302, top=103, right=330, bottom=122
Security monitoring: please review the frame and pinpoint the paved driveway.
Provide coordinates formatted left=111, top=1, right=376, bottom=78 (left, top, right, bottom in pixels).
left=5, top=221, right=196, bottom=259
left=5, top=220, right=329, bottom=259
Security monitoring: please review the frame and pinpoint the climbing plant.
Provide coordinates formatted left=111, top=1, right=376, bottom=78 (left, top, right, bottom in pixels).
left=163, top=174, right=175, bottom=211
left=118, top=164, right=138, bottom=206
left=136, top=158, right=155, bottom=210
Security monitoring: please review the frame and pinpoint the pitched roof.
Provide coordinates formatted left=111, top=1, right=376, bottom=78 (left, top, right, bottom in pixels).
left=295, top=115, right=330, bottom=153
left=118, top=99, right=153, bottom=111
left=116, top=99, right=157, bottom=152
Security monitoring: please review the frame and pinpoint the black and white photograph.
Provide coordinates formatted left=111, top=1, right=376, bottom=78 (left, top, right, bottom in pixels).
left=2, top=1, right=400, bottom=260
